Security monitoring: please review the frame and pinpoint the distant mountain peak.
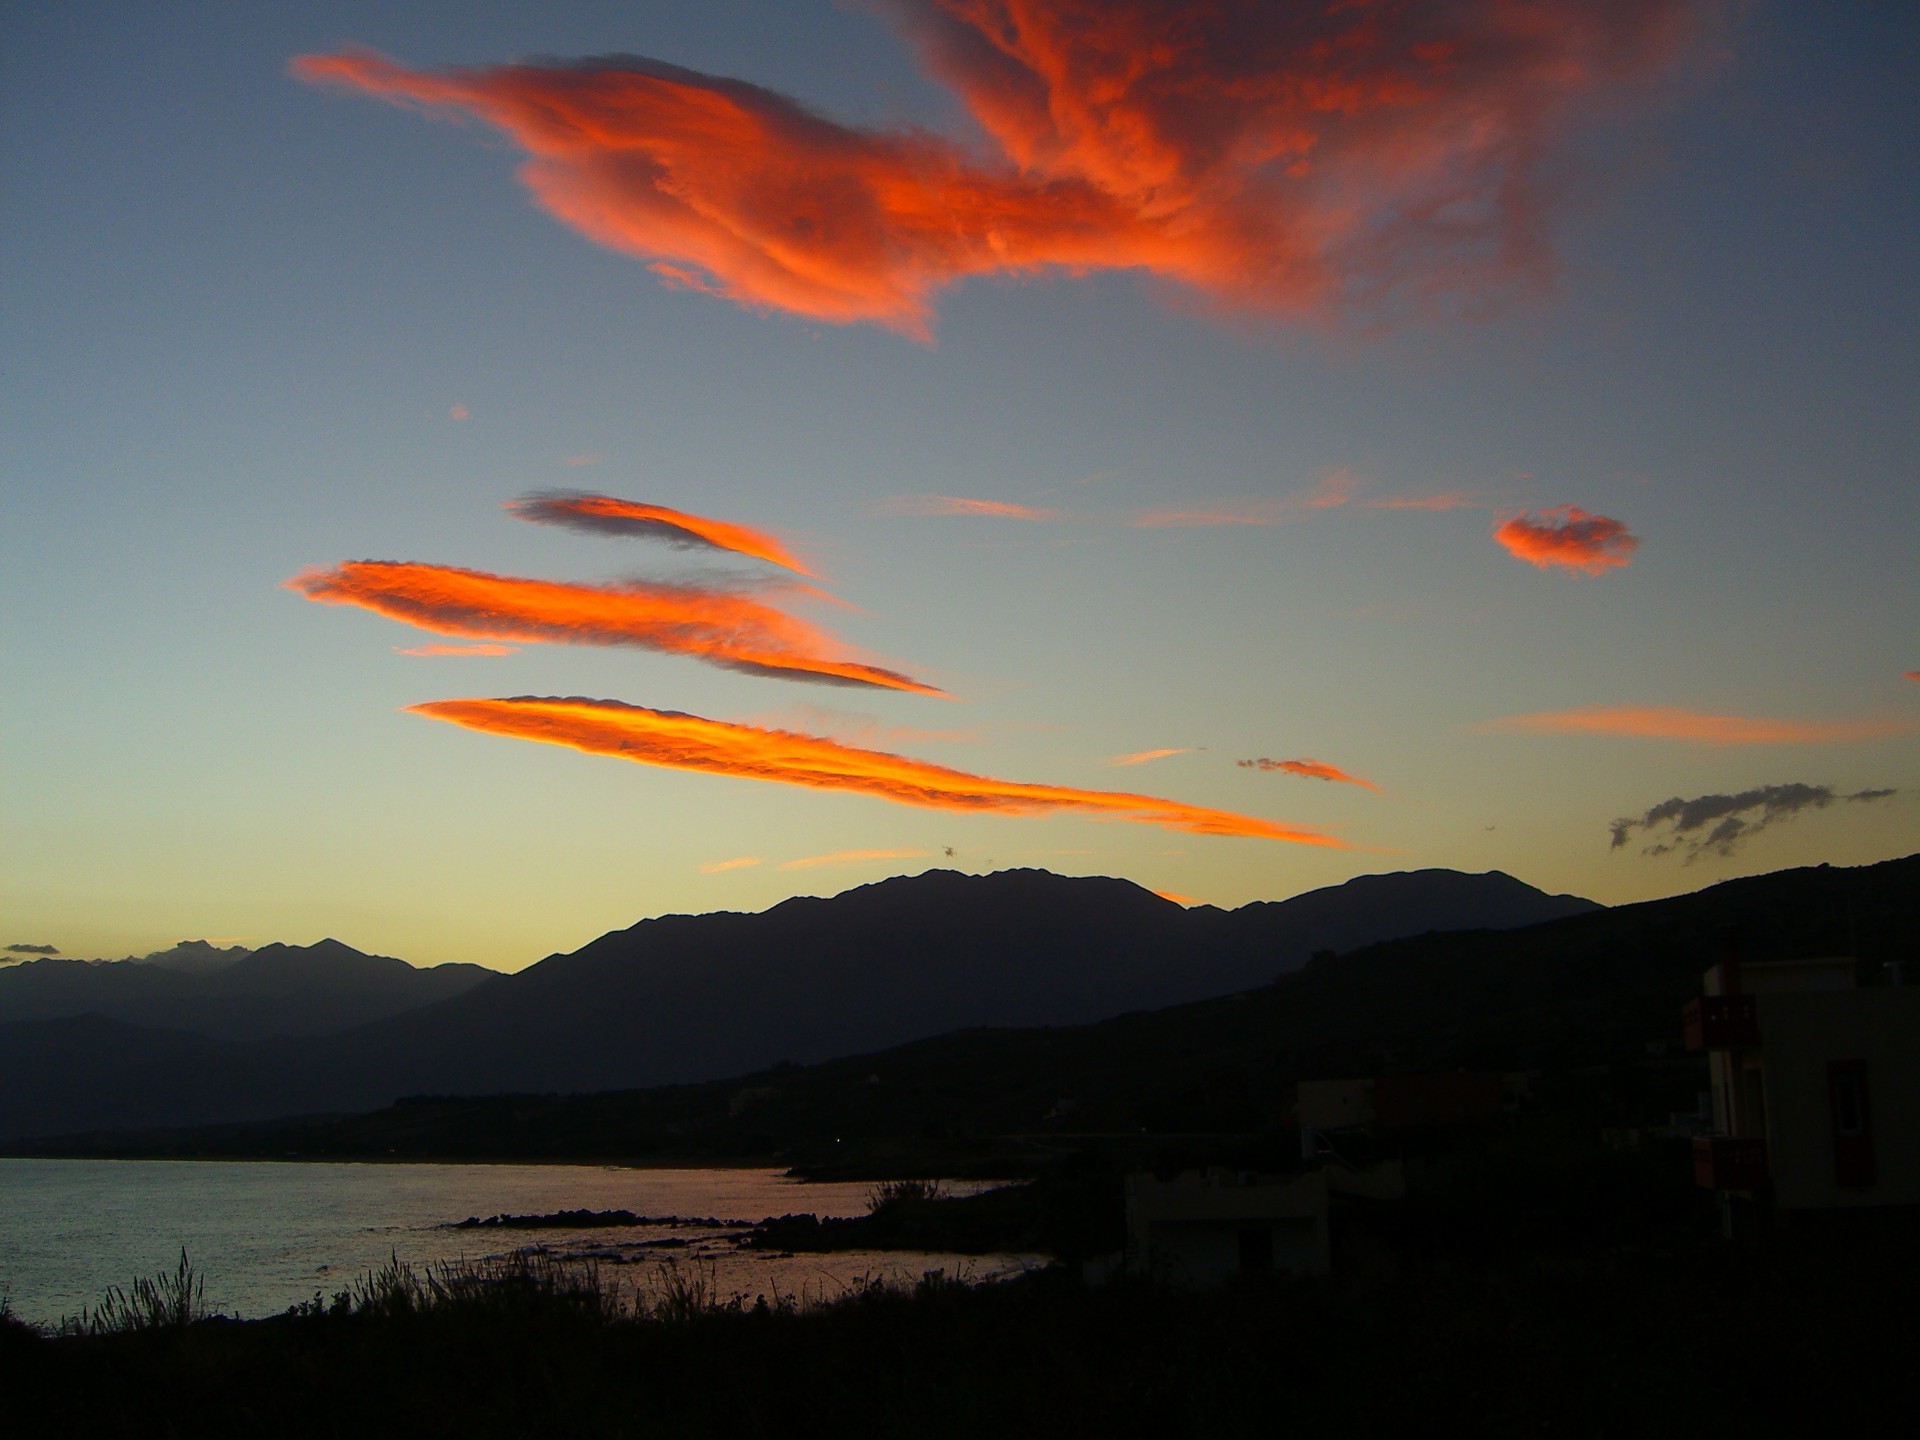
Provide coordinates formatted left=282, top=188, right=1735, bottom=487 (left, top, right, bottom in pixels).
left=129, top=940, right=253, bottom=974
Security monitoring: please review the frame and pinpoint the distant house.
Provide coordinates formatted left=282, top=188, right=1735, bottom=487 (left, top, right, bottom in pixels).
left=1686, top=949, right=1920, bottom=1235
left=1124, top=1169, right=1330, bottom=1283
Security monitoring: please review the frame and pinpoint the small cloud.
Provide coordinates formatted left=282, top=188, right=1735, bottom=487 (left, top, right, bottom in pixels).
left=394, top=642, right=519, bottom=657
left=1611, top=783, right=1899, bottom=861
left=5, top=942, right=59, bottom=955
left=505, top=492, right=815, bottom=575
left=1107, top=747, right=1193, bottom=767
left=1492, top=505, right=1638, bottom=575
left=450, top=404, right=470, bottom=420
left=777, top=847, right=934, bottom=871
left=563, top=454, right=604, bottom=468
left=882, top=496, right=1061, bottom=521
left=1238, top=757, right=1380, bottom=791
left=1905, top=671, right=1920, bottom=683
left=1482, top=706, right=1914, bottom=745
left=1152, top=889, right=1197, bottom=906
left=699, top=856, right=763, bottom=874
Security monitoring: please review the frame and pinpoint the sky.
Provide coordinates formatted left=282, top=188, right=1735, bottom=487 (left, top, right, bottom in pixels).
left=4, top=1, right=1916, bottom=972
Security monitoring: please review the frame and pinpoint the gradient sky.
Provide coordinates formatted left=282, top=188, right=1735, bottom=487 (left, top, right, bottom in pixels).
left=5, top=2, right=1916, bottom=971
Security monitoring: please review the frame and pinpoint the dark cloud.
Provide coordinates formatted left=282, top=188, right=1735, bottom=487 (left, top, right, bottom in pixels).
left=5, top=942, right=59, bottom=955
left=1611, top=783, right=1899, bottom=860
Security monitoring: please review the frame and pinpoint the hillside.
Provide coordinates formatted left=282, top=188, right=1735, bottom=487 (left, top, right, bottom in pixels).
left=0, top=866, right=1590, bottom=1140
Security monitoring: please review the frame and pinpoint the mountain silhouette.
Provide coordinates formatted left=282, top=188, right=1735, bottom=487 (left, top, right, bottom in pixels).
left=0, top=938, right=497, bottom=1043
left=0, top=866, right=1591, bottom=1139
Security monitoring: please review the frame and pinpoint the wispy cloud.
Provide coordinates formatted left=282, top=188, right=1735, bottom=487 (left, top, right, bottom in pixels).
left=1152, top=889, right=1197, bottom=906
left=563, top=454, right=603, bottom=468
left=1238, top=757, right=1380, bottom=791
left=1130, top=469, right=1361, bottom=529
left=882, top=496, right=1061, bottom=521
left=506, top=493, right=814, bottom=575
left=449, top=403, right=469, bottom=421
left=410, top=696, right=1344, bottom=844
left=699, top=856, right=762, bottom=874
left=1107, top=748, right=1192, bottom=768
left=1366, top=492, right=1487, bottom=512
left=289, top=561, right=941, bottom=695
left=294, top=3, right=1696, bottom=336
left=1905, top=671, right=1920, bottom=683
left=1492, top=505, right=1638, bottom=575
left=1612, top=783, right=1899, bottom=860
left=1482, top=705, right=1913, bottom=745
left=5, top=942, right=59, bottom=955
left=777, top=847, right=933, bottom=871
left=394, top=642, right=519, bottom=657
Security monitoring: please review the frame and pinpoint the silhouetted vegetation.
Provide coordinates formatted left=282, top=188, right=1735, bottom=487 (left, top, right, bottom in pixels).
left=7, top=1221, right=1918, bottom=1437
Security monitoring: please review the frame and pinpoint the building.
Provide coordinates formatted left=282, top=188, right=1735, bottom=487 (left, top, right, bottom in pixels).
left=1124, top=1168, right=1330, bottom=1283
left=1686, top=948, right=1920, bottom=1232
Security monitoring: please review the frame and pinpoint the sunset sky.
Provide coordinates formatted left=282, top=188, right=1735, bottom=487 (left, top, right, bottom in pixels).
left=5, top=2, right=1915, bottom=971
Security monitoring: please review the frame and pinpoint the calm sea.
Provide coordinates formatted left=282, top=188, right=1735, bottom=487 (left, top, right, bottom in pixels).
left=0, top=1159, right=1039, bottom=1328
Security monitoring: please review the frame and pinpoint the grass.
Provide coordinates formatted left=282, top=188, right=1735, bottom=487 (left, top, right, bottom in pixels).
left=63, top=1249, right=209, bottom=1335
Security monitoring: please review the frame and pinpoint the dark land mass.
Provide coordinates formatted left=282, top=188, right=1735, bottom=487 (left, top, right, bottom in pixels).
left=0, top=938, right=496, bottom=1042
left=13, top=853, right=1913, bottom=1172
left=7, top=1213, right=1916, bottom=1439
left=0, top=865, right=1594, bottom=1140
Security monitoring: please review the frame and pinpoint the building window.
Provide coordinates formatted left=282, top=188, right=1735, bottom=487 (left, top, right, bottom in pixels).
left=1827, top=1060, right=1875, bottom=1189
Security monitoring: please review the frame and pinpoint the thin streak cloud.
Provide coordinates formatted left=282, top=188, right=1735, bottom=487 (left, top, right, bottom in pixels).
left=1238, top=757, right=1380, bottom=791
left=506, top=493, right=813, bottom=575
left=883, top=496, right=1061, bottom=521
left=777, top=848, right=933, bottom=871
left=1492, top=505, right=1638, bottom=574
left=699, top=856, right=763, bottom=874
left=288, top=561, right=940, bottom=695
left=294, top=3, right=1697, bottom=335
left=1483, top=705, right=1914, bottom=745
left=394, top=642, right=519, bottom=657
left=409, top=696, right=1345, bottom=844
left=1108, top=748, right=1193, bottom=768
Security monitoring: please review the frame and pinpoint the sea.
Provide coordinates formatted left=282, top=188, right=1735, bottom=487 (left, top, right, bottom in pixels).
left=0, top=1158, right=1042, bottom=1329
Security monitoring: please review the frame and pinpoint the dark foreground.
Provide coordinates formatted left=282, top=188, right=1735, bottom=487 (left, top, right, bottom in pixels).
left=6, top=1227, right=1916, bottom=1440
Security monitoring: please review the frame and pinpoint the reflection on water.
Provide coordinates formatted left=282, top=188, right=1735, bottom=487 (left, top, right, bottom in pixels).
left=0, top=1159, right=1040, bottom=1327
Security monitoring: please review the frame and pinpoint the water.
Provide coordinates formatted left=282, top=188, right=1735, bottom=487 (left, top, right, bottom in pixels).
left=0, top=1159, right=1042, bottom=1328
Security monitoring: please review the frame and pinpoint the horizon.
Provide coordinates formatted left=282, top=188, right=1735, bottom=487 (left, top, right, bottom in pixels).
left=5, top=2, right=1916, bottom=971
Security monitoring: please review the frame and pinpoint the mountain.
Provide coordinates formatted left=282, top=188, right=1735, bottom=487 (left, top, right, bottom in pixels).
left=128, top=940, right=253, bottom=974
left=0, top=938, right=498, bottom=1042
left=13, top=853, right=1916, bottom=1164
left=0, top=865, right=1592, bottom=1140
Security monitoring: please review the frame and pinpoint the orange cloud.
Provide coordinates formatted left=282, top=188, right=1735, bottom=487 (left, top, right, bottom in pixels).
left=884, top=496, right=1061, bottom=521
left=394, top=642, right=519, bottom=657
left=288, top=561, right=939, bottom=695
left=1107, top=748, right=1192, bottom=767
left=1132, top=469, right=1364, bottom=528
left=777, top=847, right=934, bottom=871
left=1492, top=505, right=1638, bottom=575
left=449, top=403, right=469, bottom=420
left=1483, top=706, right=1915, bottom=745
left=506, top=493, right=813, bottom=575
left=1905, top=671, right=1920, bottom=683
left=1152, top=889, right=1197, bottom=906
left=1237, top=757, right=1380, bottom=791
left=699, top=856, right=763, bottom=874
left=293, top=4, right=1695, bottom=334
left=410, top=696, right=1343, bottom=844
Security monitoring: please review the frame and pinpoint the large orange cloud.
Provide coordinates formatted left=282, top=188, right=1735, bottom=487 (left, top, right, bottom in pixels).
left=1237, top=756, right=1380, bottom=790
left=288, top=561, right=940, bottom=695
left=293, top=2, right=1695, bottom=334
left=505, top=493, right=814, bottom=575
left=411, top=695, right=1343, bottom=843
left=1492, top=505, right=1639, bottom=574
left=1483, top=706, right=1914, bottom=745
